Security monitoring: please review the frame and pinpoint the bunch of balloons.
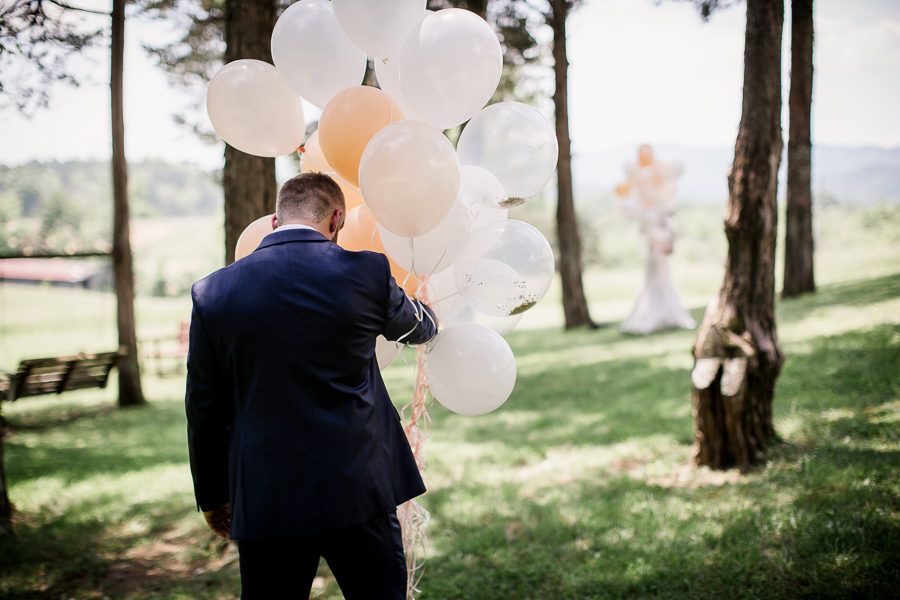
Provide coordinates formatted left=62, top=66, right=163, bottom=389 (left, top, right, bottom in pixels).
left=614, top=145, right=696, bottom=334
left=615, top=145, right=682, bottom=227
left=207, top=0, right=559, bottom=417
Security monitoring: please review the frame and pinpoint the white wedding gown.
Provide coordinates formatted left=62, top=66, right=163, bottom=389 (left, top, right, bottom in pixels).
left=620, top=225, right=696, bottom=335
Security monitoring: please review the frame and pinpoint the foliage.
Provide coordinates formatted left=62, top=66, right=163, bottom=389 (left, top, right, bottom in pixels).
left=140, top=0, right=550, bottom=138
left=137, top=0, right=227, bottom=140
left=0, top=160, right=221, bottom=254
left=140, top=0, right=225, bottom=87
left=0, top=0, right=107, bottom=114
left=665, top=0, right=741, bottom=21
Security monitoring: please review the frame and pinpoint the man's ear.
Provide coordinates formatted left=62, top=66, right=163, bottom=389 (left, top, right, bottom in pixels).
left=271, top=213, right=278, bottom=230
left=330, top=209, right=344, bottom=233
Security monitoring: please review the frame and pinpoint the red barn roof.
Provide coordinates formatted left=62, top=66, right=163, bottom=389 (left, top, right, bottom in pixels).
left=0, top=259, right=102, bottom=284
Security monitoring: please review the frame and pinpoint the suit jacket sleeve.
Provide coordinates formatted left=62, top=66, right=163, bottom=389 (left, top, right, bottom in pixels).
left=185, top=290, right=231, bottom=511
left=380, top=255, right=438, bottom=345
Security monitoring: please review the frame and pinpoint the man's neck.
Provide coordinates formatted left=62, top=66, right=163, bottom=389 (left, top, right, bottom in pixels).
left=277, top=222, right=318, bottom=232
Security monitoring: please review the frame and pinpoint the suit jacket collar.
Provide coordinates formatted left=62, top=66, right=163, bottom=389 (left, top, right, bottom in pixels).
left=255, top=227, right=331, bottom=251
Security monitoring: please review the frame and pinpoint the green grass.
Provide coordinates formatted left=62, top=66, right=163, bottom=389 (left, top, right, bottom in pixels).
left=0, top=203, right=898, bottom=599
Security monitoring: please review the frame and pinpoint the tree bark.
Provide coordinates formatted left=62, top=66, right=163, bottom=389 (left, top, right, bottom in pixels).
left=0, top=412, right=12, bottom=537
left=112, top=0, right=145, bottom=407
left=465, top=0, right=488, bottom=18
left=223, top=0, right=278, bottom=264
left=691, top=0, right=785, bottom=470
left=550, top=0, right=594, bottom=329
left=783, top=0, right=815, bottom=297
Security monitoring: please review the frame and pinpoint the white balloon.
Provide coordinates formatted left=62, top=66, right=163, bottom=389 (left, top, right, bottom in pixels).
left=454, top=219, right=555, bottom=318
left=425, top=268, right=467, bottom=322
left=399, top=8, right=502, bottom=130
left=377, top=193, right=471, bottom=276
left=358, top=120, right=459, bottom=238
left=458, top=165, right=509, bottom=234
left=374, top=57, right=424, bottom=122
left=271, top=0, right=367, bottom=109
left=206, top=60, right=306, bottom=157
left=425, top=322, right=516, bottom=416
left=457, top=102, right=559, bottom=205
left=374, top=57, right=403, bottom=102
left=458, top=165, right=505, bottom=209
left=451, top=306, right=523, bottom=336
left=372, top=9, right=432, bottom=121
left=333, top=0, right=426, bottom=60
left=375, top=335, right=402, bottom=370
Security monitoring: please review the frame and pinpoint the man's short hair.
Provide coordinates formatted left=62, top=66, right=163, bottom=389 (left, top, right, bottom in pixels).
left=276, top=172, right=345, bottom=225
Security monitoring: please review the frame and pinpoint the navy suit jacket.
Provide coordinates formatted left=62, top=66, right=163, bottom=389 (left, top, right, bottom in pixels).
left=186, top=227, right=436, bottom=540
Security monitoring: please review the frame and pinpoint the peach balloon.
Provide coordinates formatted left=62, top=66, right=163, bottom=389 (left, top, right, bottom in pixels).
left=358, top=119, right=458, bottom=238
left=338, top=204, right=380, bottom=252
left=300, top=131, right=331, bottom=173
left=235, top=214, right=275, bottom=261
left=338, top=205, right=421, bottom=296
left=300, top=131, right=365, bottom=211
left=638, top=144, right=655, bottom=167
left=318, top=86, right=404, bottom=188
left=615, top=182, right=631, bottom=197
left=340, top=183, right=365, bottom=212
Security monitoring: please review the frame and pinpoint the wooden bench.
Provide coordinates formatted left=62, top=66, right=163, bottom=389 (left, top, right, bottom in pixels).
left=140, top=321, right=189, bottom=377
left=0, top=349, right=124, bottom=403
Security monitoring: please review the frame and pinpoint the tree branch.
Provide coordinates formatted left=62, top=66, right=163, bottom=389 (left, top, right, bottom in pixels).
left=45, top=0, right=110, bottom=16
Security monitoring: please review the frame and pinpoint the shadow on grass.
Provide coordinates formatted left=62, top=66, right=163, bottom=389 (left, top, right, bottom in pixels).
left=415, top=283, right=900, bottom=599
left=508, top=318, right=694, bottom=356
left=777, top=272, right=900, bottom=321
left=1, top=399, right=240, bottom=598
left=0, top=493, right=239, bottom=600
left=419, top=465, right=900, bottom=600
left=0, top=516, right=117, bottom=600
left=778, top=323, right=900, bottom=443
left=5, top=401, right=118, bottom=432
left=5, top=402, right=189, bottom=485
left=434, top=355, right=696, bottom=453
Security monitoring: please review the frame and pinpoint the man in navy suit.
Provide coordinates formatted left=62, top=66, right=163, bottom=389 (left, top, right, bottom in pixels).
left=186, top=172, right=437, bottom=599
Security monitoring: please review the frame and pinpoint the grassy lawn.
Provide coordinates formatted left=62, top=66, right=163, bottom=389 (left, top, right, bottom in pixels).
left=0, top=203, right=898, bottom=599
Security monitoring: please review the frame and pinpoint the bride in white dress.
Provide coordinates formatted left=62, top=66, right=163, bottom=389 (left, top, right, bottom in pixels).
left=616, top=145, right=696, bottom=335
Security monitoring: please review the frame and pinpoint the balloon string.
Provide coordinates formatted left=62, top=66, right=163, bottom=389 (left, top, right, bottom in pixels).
left=398, top=301, right=433, bottom=600
left=430, top=290, right=459, bottom=305
left=406, top=236, right=450, bottom=285
left=370, top=222, right=380, bottom=252
left=395, top=291, right=436, bottom=345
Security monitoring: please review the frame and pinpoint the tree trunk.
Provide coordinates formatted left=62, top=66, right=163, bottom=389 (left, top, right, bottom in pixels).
left=783, top=0, right=815, bottom=297
left=0, top=412, right=12, bottom=537
left=691, top=0, right=785, bottom=470
left=223, top=0, right=278, bottom=264
left=550, top=0, right=594, bottom=329
left=112, top=0, right=145, bottom=407
left=471, top=0, right=488, bottom=18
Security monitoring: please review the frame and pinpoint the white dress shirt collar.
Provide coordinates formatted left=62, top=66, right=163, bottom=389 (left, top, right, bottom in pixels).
left=265, top=223, right=319, bottom=237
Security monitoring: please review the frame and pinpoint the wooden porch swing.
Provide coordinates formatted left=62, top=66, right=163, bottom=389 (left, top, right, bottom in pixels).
left=0, top=250, right=124, bottom=403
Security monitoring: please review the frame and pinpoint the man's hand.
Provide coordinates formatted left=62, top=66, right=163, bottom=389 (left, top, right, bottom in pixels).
left=203, top=503, right=231, bottom=538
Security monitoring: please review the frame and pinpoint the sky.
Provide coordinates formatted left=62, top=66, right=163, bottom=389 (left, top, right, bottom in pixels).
left=0, top=0, right=898, bottom=170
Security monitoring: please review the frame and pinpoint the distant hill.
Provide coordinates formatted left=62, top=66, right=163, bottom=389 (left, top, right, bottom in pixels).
left=572, top=144, right=900, bottom=205
left=1, top=145, right=896, bottom=221
left=0, top=159, right=221, bottom=219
